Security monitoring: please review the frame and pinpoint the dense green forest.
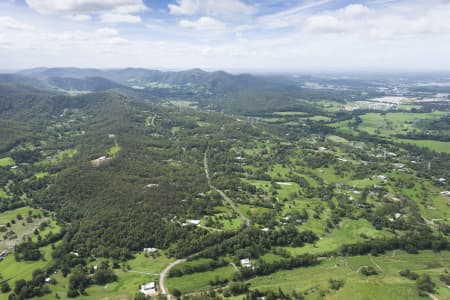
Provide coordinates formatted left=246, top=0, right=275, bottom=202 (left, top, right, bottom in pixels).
left=0, top=69, right=449, bottom=300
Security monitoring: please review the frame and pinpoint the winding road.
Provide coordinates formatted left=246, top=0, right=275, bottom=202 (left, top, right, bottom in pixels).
left=203, top=150, right=250, bottom=226
left=159, top=259, right=186, bottom=300
left=158, top=150, right=249, bottom=299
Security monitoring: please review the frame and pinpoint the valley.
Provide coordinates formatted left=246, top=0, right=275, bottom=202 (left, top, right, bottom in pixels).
left=0, top=68, right=449, bottom=300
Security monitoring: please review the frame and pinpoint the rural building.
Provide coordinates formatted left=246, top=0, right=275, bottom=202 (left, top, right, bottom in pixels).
left=140, top=282, right=157, bottom=296
left=240, top=258, right=251, bottom=268
left=441, top=191, right=450, bottom=196
left=146, top=183, right=159, bottom=188
left=143, top=248, right=158, bottom=253
left=187, top=219, right=201, bottom=226
left=90, top=156, right=112, bottom=167
left=0, top=250, right=9, bottom=260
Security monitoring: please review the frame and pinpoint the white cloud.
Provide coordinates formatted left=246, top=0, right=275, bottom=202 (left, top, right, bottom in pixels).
left=304, top=15, right=349, bottom=34
left=25, top=0, right=147, bottom=23
left=3, top=0, right=450, bottom=71
left=302, top=4, right=370, bottom=34
left=0, top=16, right=35, bottom=31
left=255, top=0, right=334, bottom=30
left=339, top=4, right=370, bottom=17
left=66, top=14, right=92, bottom=22
left=168, top=0, right=255, bottom=17
left=100, top=13, right=142, bottom=23
left=26, top=0, right=147, bottom=14
left=179, top=16, right=226, bottom=31
left=94, top=27, right=120, bottom=36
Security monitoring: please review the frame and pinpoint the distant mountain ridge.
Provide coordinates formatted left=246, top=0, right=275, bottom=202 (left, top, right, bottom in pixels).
left=47, top=76, right=124, bottom=91
left=15, top=67, right=297, bottom=94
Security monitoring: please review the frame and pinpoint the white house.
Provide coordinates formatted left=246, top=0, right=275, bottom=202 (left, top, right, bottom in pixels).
left=377, top=175, right=387, bottom=180
left=187, top=219, right=201, bottom=226
left=143, top=248, right=158, bottom=253
left=441, top=191, right=450, bottom=196
left=140, top=282, right=157, bottom=296
left=240, top=258, right=251, bottom=268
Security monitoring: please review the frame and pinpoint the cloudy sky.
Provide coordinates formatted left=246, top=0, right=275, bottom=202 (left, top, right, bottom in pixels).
left=1, top=0, right=450, bottom=72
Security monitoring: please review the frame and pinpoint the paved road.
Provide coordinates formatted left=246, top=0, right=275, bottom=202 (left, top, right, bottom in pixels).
left=203, top=150, right=250, bottom=226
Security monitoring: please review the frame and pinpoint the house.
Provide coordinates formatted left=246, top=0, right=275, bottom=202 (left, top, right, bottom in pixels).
left=261, top=228, right=269, bottom=232
left=10, top=165, right=19, bottom=169
left=438, top=178, right=447, bottom=183
left=140, top=282, right=157, bottom=296
left=90, top=156, right=112, bottom=167
left=45, top=277, right=51, bottom=284
left=377, top=175, right=387, bottom=180
left=240, top=258, right=251, bottom=268
left=143, top=248, right=158, bottom=253
left=394, top=213, right=402, bottom=219
left=187, top=219, right=201, bottom=226
left=319, top=147, right=327, bottom=151
left=441, top=191, right=450, bottom=196
left=146, top=183, right=159, bottom=188
left=0, top=250, right=9, bottom=260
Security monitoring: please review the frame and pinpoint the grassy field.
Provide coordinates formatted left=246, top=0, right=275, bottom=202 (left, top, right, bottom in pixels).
left=108, top=144, right=121, bottom=156
left=358, top=112, right=445, bottom=135
left=34, top=172, right=52, bottom=179
left=1, top=252, right=173, bottom=300
left=0, top=245, right=55, bottom=291
left=399, top=139, right=450, bottom=154
left=246, top=250, right=450, bottom=300
left=47, top=253, right=173, bottom=300
left=0, top=207, right=48, bottom=252
left=0, top=207, right=40, bottom=224
left=356, top=112, right=450, bottom=153
left=0, top=157, right=15, bottom=167
left=287, top=218, right=392, bottom=256
left=167, top=264, right=236, bottom=294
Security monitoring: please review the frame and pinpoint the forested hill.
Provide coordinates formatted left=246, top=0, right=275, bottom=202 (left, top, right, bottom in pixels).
left=0, top=84, right=225, bottom=258
left=18, top=67, right=296, bottom=93
left=4, top=68, right=358, bottom=114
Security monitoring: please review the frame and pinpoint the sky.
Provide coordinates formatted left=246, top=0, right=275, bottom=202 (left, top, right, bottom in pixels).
left=1, top=0, right=450, bottom=72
